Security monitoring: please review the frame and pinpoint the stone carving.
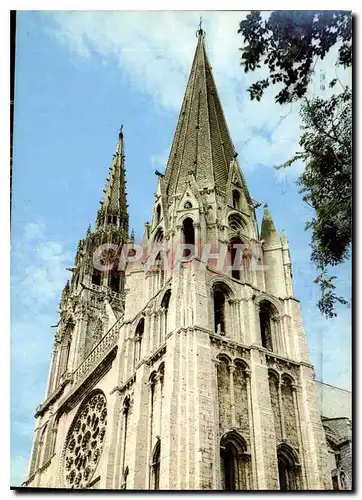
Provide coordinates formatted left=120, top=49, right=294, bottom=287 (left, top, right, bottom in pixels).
left=63, top=391, right=107, bottom=488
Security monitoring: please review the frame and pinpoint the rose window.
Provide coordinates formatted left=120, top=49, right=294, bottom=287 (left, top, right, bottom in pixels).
left=63, top=391, right=107, bottom=488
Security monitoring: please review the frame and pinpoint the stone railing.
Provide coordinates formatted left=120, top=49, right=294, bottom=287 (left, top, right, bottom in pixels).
left=72, top=324, right=120, bottom=385
left=35, top=322, right=121, bottom=418
left=86, top=280, right=125, bottom=300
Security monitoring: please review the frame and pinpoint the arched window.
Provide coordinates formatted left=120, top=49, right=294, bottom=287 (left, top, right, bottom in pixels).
left=156, top=204, right=161, bottom=224
left=36, top=425, right=48, bottom=470
left=49, top=416, right=59, bottom=457
left=161, top=289, right=171, bottom=341
left=151, top=440, right=161, bottom=490
left=259, top=301, right=276, bottom=351
left=155, top=252, right=164, bottom=288
left=228, top=213, right=246, bottom=233
left=154, top=228, right=164, bottom=245
left=214, top=290, right=225, bottom=334
left=277, top=447, right=300, bottom=490
left=228, top=237, right=243, bottom=280
left=220, top=432, right=250, bottom=490
left=109, top=271, right=121, bottom=293
left=121, top=396, right=130, bottom=489
left=134, top=318, right=144, bottom=366
left=212, top=283, right=232, bottom=335
left=184, top=200, right=192, bottom=209
left=182, top=217, right=195, bottom=258
left=232, top=190, right=241, bottom=210
left=92, top=269, right=101, bottom=286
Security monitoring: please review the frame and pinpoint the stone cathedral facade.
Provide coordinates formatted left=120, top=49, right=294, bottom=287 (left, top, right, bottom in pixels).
left=24, top=29, right=342, bottom=490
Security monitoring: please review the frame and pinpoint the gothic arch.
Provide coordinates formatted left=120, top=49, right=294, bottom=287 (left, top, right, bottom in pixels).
left=233, top=357, right=250, bottom=373
left=281, top=372, right=297, bottom=386
left=123, top=394, right=131, bottom=411
left=258, top=299, right=280, bottom=352
left=160, top=289, right=171, bottom=309
left=220, top=431, right=251, bottom=490
left=149, top=370, right=158, bottom=384
left=181, top=217, right=195, bottom=248
left=210, top=279, right=235, bottom=298
left=216, top=353, right=232, bottom=365
left=232, top=189, right=241, bottom=210
left=227, top=212, right=248, bottom=234
left=253, top=294, right=282, bottom=316
left=268, top=368, right=280, bottom=382
left=277, top=442, right=301, bottom=490
left=150, top=439, right=161, bottom=490
left=134, top=317, right=145, bottom=366
left=220, top=430, right=248, bottom=454
left=277, top=442, right=300, bottom=466
left=178, top=212, right=197, bottom=225
left=155, top=204, right=162, bottom=225
left=158, top=362, right=165, bottom=377
left=153, top=227, right=164, bottom=245
left=211, top=281, right=235, bottom=336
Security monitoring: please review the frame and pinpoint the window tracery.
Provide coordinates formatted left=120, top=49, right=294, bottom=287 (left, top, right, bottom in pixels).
left=63, top=391, right=107, bottom=489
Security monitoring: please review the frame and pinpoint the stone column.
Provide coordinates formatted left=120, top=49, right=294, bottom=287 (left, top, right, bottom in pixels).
left=278, top=380, right=286, bottom=440
left=292, top=384, right=307, bottom=489
left=229, top=363, right=236, bottom=427
left=211, top=357, right=221, bottom=489
left=245, top=368, right=257, bottom=489
left=146, top=379, right=155, bottom=489
left=193, top=222, right=200, bottom=258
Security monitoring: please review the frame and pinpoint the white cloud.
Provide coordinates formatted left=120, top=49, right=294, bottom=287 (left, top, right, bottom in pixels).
left=23, top=222, right=46, bottom=241
left=46, top=11, right=350, bottom=176
left=13, top=222, right=72, bottom=307
left=11, top=223, right=73, bottom=486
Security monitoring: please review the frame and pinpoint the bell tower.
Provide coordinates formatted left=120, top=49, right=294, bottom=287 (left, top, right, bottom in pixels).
left=24, top=28, right=332, bottom=491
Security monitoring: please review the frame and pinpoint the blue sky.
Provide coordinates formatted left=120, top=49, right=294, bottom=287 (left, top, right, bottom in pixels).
left=11, top=11, right=352, bottom=486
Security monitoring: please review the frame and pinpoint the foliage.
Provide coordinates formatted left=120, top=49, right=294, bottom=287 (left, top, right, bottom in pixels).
left=238, top=10, right=352, bottom=104
left=238, top=11, right=352, bottom=317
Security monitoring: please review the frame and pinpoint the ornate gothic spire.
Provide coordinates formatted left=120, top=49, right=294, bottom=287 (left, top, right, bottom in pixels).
left=96, top=127, right=129, bottom=238
left=164, top=28, right=236, bottom=197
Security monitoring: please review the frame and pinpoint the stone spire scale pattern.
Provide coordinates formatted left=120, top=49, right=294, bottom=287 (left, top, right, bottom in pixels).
left=96, top=127, right=129, bottom=240
left=164, top=30, right=236, bottom=197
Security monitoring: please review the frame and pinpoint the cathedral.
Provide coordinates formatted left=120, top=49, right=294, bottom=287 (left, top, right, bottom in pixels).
left=23, top=27, right=351, bottom=490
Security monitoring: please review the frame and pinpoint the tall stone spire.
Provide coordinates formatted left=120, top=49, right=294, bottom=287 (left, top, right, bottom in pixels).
left=96, top=126, right=128, bottom=238
left=260, top=204, right=280, bottom=246
left=164, top=27, right=236, bottom=197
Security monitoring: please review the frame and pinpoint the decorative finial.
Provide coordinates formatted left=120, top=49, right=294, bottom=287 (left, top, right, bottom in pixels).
left=196, top=16, right=206, bottom=38
left=119, top=124, right=123, bottom=139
